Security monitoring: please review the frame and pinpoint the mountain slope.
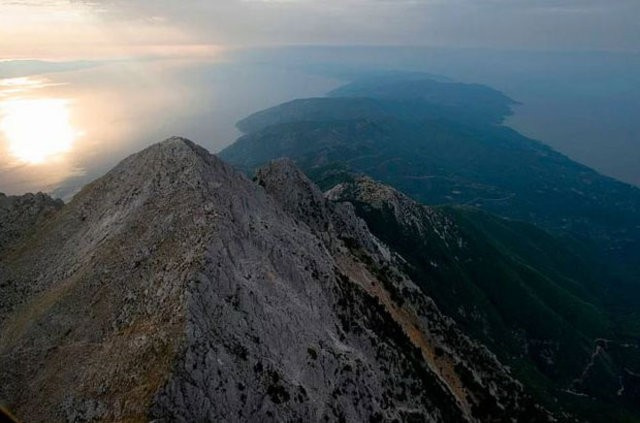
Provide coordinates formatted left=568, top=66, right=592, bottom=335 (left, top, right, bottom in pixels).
left=0, top=138, right=551, bottom=422
left=328, top=77, right=517, bottom=125
left=327, top=177, right=640, bottom=421
left=219, top=75, right=640, bottom=421
left=223, top=105, right=640, bottom=254
left=220, top=77, right=640, bottom=306
left=0, top=192, right=63, bottom=254
left=235, top=77, right=516, bottom=135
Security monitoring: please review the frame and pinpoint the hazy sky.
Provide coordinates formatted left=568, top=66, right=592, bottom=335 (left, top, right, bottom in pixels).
left=1, top=0, right=639, bottom=196
left=1, top=0, right=639, bottom=59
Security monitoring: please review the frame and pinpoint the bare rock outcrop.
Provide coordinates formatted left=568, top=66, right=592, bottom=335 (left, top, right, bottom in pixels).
left=0, top=191, right=63, bottom=253
left=0, top=138, right=552, bottom=422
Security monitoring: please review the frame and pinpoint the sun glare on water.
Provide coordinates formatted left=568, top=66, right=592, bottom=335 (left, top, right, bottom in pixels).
left=0, top=99, right=78, bottom=164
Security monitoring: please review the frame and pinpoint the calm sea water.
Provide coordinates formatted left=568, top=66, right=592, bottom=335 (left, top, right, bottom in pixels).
left=0, top=59, right=341, bottom=199
left=2, top=48, right=638, bottom=200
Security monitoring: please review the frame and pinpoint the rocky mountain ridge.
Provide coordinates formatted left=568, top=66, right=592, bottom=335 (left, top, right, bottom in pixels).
left=0, top=138, right=552, bottom=422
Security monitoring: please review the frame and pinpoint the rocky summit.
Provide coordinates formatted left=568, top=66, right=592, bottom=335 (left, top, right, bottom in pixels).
left=0, top=138, right=552, bottom=422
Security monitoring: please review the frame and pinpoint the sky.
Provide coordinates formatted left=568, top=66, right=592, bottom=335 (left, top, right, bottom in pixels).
left=1, top=0, right=639, bottom=60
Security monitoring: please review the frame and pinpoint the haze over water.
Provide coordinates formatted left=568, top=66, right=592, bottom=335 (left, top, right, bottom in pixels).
left=1, top=1, right=639, bottom=198
left=0, top=58, right=340, bottom=198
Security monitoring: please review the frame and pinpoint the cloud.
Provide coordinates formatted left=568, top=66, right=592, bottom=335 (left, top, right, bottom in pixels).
left=80, top=0, right=639, bottom=50
left=1, top=0, right=638, bottom=56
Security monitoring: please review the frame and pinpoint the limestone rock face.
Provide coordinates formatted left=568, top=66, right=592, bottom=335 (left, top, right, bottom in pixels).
left=0, top=192, right=63, bottom=254
left=0, top=191, right=64, bottom=320
left=0, top=138, right=552, bottom=422
left=325, top=176, right=461, bottom=247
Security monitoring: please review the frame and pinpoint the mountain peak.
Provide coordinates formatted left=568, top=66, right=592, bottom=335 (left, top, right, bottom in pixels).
left=256, top=158, right=326, bottom=211
left=122, top=136, right=210, bottom=168
left=159, top=135, right=194, bottom=147
left=69, top=136, right=237, bottom=216
left=1, top=140, right=552, bottom=422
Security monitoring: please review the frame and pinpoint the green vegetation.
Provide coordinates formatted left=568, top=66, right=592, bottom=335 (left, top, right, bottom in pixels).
left=332, top=184, right=639, bottom=420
